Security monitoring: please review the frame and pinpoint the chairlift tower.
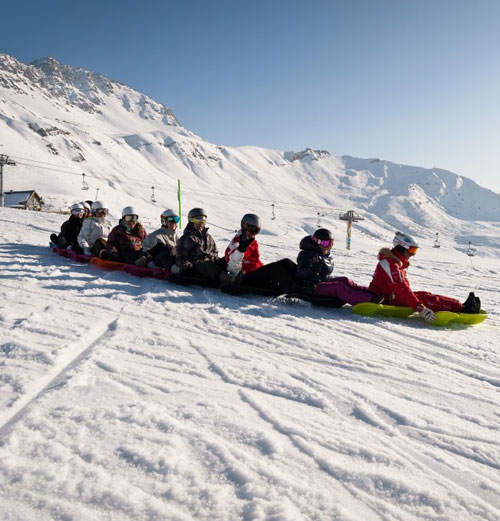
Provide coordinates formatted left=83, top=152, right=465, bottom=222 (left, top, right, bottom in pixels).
left=0, top=154, right=17, bottom=207
left=433, top=232, right=440, bottom=248
left=339, top=210, right=364, bottom=250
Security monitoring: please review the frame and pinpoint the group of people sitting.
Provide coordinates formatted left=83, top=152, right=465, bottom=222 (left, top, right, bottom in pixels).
left=50, top=201, right=482, bottom=323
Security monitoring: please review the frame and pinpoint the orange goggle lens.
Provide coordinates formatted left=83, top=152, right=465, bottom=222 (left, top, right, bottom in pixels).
left=408, top=246, right=418, bottom=255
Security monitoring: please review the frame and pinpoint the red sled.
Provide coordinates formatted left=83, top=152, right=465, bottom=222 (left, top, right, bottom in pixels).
left=53, top=247, right=70, bottom=257
left=122, top=264, right=170, bottom=279
left=67, top=250, right=92, bottom=263
left=90, top=257, right=126, bottom=271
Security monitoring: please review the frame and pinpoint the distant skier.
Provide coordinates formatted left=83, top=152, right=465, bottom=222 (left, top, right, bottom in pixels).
left=105, top=206, right=147, bottom=264
left=77, top=201, right=113, bottom=257
left=50, top=202, right=85, bottom=253
left=295, top=228, right=381, bottom=305
left=368, top=231, right=481, bottom=323
left=172, top=208, right=225, bottom=281
left=135, top=209, right=180, bottom=269
left=221, top=213, right=297, bottom=295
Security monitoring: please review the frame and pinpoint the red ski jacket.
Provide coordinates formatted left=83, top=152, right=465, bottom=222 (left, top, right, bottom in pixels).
left=225, top=231, right=264, bottom=275
left=368, top=248, right=423, bottom=309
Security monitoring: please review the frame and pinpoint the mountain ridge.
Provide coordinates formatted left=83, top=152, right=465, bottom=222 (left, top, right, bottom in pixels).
left=1, top=53, right=499, bottom=254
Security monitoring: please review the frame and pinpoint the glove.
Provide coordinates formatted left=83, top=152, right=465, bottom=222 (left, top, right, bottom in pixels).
left=83, top=247, right=91, bottom=256
left=238, top=235, right=254, bottom=252
left=180, top=261, right=193, bottom=273
left=416, top=305, right=437, bottom=323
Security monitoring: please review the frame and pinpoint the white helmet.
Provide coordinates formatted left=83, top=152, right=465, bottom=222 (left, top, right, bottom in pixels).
left=91, top=200, right=107, bottom=211
left=161, top=208, right=179, bottom=226
left=70, top=202, right=85, bottom=212
left=80, top=201, right=91, bottom=211
left=393, top=231, right=419, bottom=250
left=122, top=206, right=138, bottom=218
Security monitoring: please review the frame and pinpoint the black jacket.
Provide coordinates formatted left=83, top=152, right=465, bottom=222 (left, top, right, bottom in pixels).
left=296, top=235, right=334, bottom=284
left=175, top=223, right=218, bottom=268
left=59, top=215, right=84, bottom=248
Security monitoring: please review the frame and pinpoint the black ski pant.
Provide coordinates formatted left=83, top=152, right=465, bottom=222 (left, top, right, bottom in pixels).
left=91, top=238, right=108, bottom=257
left=242, top=258, right=297, bottom=294
left=194, top=258, right=226, bottom=282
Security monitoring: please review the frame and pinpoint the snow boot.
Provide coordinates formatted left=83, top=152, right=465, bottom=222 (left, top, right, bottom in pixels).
left=462, top=292, right=481, bottom=313
left=371, top=294, right=385, bottom=304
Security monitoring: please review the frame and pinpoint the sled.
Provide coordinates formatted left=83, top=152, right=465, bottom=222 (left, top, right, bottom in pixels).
left=431, top=310, right=488, bottom=326
left=52, top=246, right=70, bottom=257
left=352, top=302, right=488, bottom=326
left=285, top=292, right=345, bottom=308
left=220, top=283, right=281, bottom=297
left=352, top=302, right=414, bottom=318
left=122, top=264, right=169, bottom=279
left=67, top=250, right=92, bottom=263
left=90, top=258, right=126, bottom=271
left=167, top=273, right=220, bottom=288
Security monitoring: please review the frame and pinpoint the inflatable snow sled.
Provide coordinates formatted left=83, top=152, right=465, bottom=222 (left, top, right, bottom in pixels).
left=352, top=302, right=488, bottom=326
left=89, top=258, right=126, bottom=271
left=52, top=245, right=91, bottom=262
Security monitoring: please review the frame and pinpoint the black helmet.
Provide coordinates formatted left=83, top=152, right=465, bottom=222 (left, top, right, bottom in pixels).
left=188, top=208, right=207, bottom=222
left=241, top=213, right=261, bottom=228
left=312, top=228, right=334, bottom=247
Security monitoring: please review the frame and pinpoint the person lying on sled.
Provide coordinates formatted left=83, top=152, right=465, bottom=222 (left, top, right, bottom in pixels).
left=221, top=213, right=297, bottom=295
left=104, top=206, right=147, bottom=264
left=77, top=201, right=113, bottom=257
left=295, top=228, right=382, bottom=305
left=50, top=202, right=85, bottom=253
left=135, top=209, right=180, bottom=269
left=368, top=231, right=481, bottom=323
left=171, top=207, right=225, bottom=282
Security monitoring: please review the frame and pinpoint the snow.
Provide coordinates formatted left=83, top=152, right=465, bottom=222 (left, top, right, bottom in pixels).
left=0, top=207, right=499, bottom=521
left=1, top=52, right=500, bottom=520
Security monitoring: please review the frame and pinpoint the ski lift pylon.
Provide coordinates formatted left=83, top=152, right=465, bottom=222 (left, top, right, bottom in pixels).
left=271, top=203, right=276, bottom=220
left=151, top=186, right=156, bottom=203
left=81, top=172, right=89, bottom=191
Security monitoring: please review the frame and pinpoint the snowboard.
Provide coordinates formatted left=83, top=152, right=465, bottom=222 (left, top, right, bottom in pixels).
left=352, top=302, right=487, bottom=326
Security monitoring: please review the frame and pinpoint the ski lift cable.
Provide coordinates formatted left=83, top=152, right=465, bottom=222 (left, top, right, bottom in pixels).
left=12, top=154, right=352, bottom=216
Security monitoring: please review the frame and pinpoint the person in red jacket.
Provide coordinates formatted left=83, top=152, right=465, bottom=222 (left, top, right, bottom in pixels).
left=369, top=231, right=481, bottom=323
left=222, top=213, right=296, bottom=295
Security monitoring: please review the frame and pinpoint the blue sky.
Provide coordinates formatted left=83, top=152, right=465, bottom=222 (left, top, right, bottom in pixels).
left=2, top=0, right=500, bottom=192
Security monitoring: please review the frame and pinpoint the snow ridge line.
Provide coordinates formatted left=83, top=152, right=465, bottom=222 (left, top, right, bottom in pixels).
left=0, top=317, right=118, bottom=441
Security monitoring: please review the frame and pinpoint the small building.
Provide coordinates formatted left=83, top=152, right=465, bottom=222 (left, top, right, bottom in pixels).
left=4, top=190, right=43, bottom=210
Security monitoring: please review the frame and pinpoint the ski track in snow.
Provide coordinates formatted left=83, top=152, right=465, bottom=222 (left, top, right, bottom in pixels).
left=0, top=208, right=499, bottom=521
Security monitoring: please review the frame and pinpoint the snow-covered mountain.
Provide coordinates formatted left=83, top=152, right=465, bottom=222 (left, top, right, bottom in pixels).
left=1, top=53, right=500, bottom=520
left=1, top=53, right=500, bottom=254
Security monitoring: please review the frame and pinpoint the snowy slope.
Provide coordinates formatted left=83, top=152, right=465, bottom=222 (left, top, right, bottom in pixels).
left=1, top=53, right=500, bottom=520
left=0, top=207, right=499, bottom=521
left=1, top=53, right=500, bottom=258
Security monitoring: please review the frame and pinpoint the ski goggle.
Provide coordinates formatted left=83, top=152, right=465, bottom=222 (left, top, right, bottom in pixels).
left=71, top=208, right=85, bottom=215
left=123, top=214, right=138, bottom=222
left=94, top=209, right=108, bottom=216
left=407, top=246, right=418, bottom=255
left=313, top=237, right=334, bottom=248
left=243, top=224, right=261, bottom=235
left=190, top=215, right=207, bottom=223
left=166, top=215, right=180, bottom=223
